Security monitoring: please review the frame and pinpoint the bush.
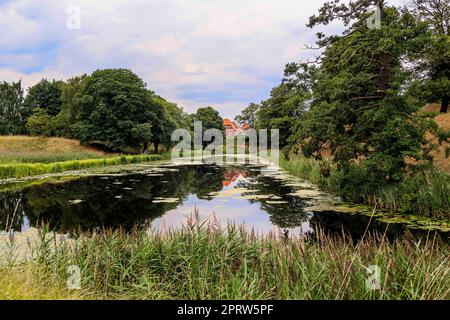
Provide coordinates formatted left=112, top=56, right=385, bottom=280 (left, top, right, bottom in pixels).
left=26, top=108, right=53, bottom=136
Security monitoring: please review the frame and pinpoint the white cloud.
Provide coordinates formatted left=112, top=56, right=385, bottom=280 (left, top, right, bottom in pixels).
left=0, top=0, right=341, bottom=118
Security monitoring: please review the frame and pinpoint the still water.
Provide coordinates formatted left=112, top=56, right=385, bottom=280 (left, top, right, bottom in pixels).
left=0, top=162, right=448, bottom=240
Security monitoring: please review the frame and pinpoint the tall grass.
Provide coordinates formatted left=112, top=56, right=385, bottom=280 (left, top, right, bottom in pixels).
left=0, top=154, right=168, bottom=179
left=1, top=217, right=448, bottom=300
left=0, top=151, right=108, bottom=164
left=281, top=154, right=450, bottom=218
left=372, top=169, right=450, bottom=218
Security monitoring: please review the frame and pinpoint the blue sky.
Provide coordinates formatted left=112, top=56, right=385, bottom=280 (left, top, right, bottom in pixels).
left=0, top=0, right=358, bottom=118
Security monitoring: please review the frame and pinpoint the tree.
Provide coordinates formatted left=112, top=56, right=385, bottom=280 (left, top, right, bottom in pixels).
left=409, top=0, right=450, bottom=113
left=23, top=79, right=63, bottom=118
left=57, top=75, right=88, bottom=137
left=191, top=107, right=224, bottom=148
left=0, top=81, right=25, bottom=134
left=147, top=95, right=190, bottom=153
left=72, top=69, right=161, bottom=152
left=26, top=108, right=52, bottom=136
left=235, top=103, right=259, bottom=127
left=256, top=65, right=310, bottom=148
left=292, top=1, right=449, bottom=200
left=131, top=123, right=152, bottom=153
left=192, top=107, right=224, bottom=130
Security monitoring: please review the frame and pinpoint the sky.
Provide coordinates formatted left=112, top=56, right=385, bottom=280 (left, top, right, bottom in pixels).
left=0, top=0, right=355, bottom=118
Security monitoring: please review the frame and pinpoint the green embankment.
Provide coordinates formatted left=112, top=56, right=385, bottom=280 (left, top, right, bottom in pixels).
left=0, top=154, right=168, bottom=179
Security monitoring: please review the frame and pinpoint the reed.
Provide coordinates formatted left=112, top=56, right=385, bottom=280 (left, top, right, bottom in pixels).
left=1, top=217, right=448, bottom=300
left=281, top=155, right=450, bottom=218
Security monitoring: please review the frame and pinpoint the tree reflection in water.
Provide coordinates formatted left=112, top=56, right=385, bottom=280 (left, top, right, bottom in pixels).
left=1, top=164, right=447, bottom=241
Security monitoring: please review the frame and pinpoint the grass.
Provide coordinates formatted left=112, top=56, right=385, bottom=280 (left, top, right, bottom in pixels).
left=0, top=135, right=170, bottom=179
left=280, top=154, right=450, bottom=218
left=0, top=136, right=111, bottom=164
left=0, top=216, right=448, bottom=300
left=0, top=154, right=169, bottom=179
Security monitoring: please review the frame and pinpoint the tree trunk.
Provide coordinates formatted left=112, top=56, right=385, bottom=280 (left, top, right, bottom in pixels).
left=154, top=143, right=159, bottom=154
left=440, top=96, right=449, bottom=113
left=377, top=2, right=389, bottom=97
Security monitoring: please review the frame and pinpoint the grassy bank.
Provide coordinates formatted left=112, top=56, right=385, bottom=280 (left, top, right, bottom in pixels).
left=0, top=136, right=112, bottom=164
left=0, top=218, right=448, bottom=300
left=0, top=154, right=168, bottom=179
left=280, top=155, right=450, bottom=218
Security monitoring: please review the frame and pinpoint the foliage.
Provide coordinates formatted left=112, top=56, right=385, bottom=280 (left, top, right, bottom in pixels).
left=23, top=79, right=63, bottom=117
left=72, top=69, right=168, bottom=152
left=191, top=106, right=224, bottom=131
left=0, top=81, right=25, bottom=134
left=131, top=123, right=153, bottom=153
left=191, top=106, right=224, bottom=147
left=281, top=154, right=450, bottom=218
left=408, top=0, right=450, bottom=113
left=26, top=108, right=53, bottom=137
left=234, top=103, right=259, bottom=127
left=279, top=2, right=450, bottom=200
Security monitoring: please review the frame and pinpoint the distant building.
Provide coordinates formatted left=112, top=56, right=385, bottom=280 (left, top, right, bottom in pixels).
left=223, top=119, right=251, bottom=136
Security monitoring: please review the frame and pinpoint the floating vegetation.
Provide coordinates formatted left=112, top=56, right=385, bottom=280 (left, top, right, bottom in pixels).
left=208, top=187, right=248, bottom=198
left=242, top=194, right=272, bottom=200
left=283, top=182, right=315, bottom=189
left=287, top=189, right=323, bottom=198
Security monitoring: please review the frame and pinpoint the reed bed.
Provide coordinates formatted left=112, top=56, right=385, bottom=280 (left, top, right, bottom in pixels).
left=281, top=155, right=450, bottom=218
left=1, top=216, right=448, bottom=300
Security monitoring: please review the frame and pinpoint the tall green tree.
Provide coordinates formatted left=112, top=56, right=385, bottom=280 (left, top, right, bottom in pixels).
left=191, top=107, right=224, bottom=131
left=293, top=0, right=448, bottom=200
left=0, top=81, right=25, bottom=134
left=72, top=69, right=160, bottom=151
left=408, top=0, right=449, bottom=113
left=255, top=64, right=310, bottom=149
left=235, top=103, right=259, bottom=127
left=191, top=107, right=224, bottom=148
left=148, top=95, right=190, bottom=153
left=23, top=79, right=63, bottom=118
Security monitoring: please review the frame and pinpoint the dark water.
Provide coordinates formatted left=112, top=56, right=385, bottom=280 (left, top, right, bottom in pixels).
left=0, top=163, right=448, bottom=241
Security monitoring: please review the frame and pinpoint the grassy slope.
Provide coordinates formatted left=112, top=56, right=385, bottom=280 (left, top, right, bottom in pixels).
left=0, top=136, right=112, bottom=164
left=0, top=136, right=167, bottom=179
left=422, top=104, right=450, bottom=172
